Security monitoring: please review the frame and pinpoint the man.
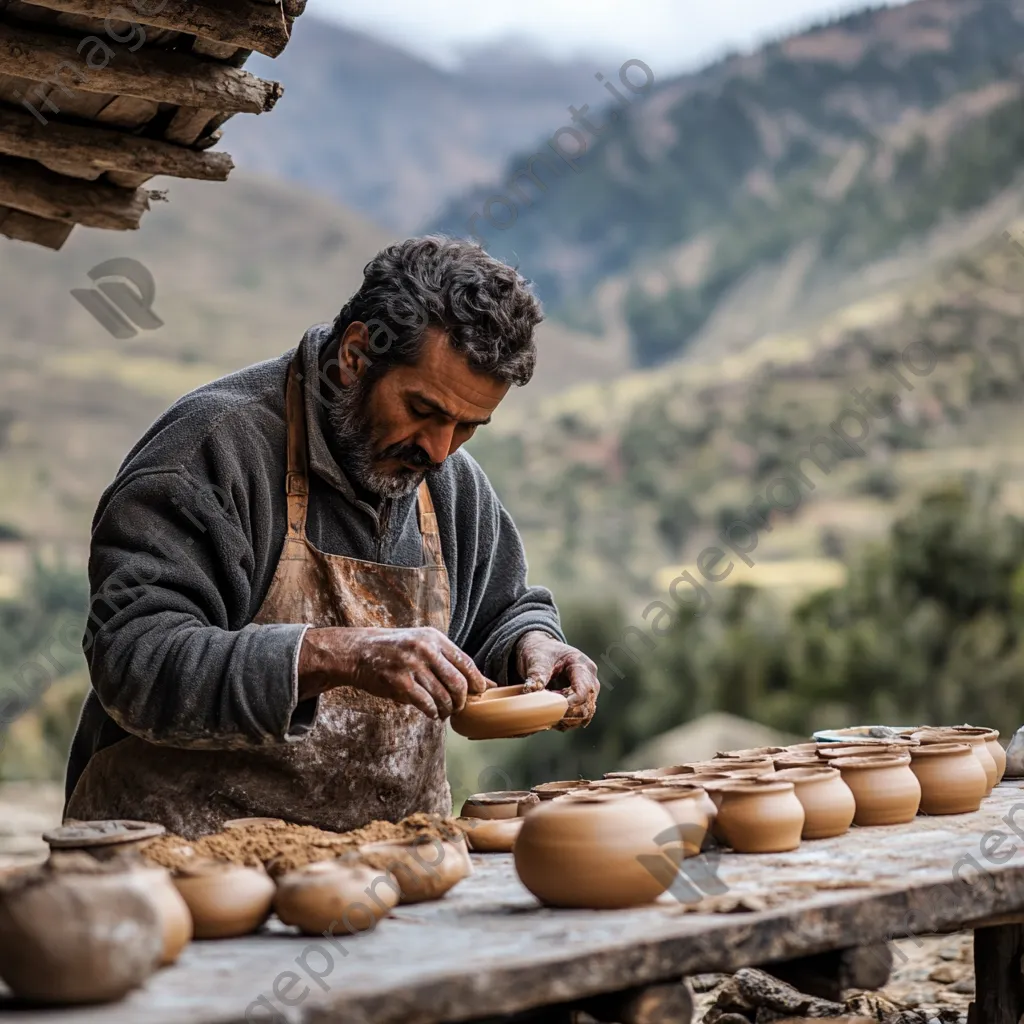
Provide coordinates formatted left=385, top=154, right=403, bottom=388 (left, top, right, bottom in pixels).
left=65, top=237, right=600, bottom=838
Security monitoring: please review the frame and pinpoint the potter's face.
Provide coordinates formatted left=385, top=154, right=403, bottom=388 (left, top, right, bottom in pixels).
left=328, top=326, right=509, bottom=498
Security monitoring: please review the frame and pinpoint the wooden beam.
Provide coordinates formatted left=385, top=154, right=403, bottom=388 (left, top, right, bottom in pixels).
left=0, top=203, right=74, bottom=248
left=15, top=0, right=291, bottom=58
left=974, top=923, right=1024, bottom=1024
left=0, top=21, right=283, bottom=114
left=250, top=0, right=304, bottom=17
left=0, top=104, right=233, bottom=180
left=0, top=154, right=150, bottom=229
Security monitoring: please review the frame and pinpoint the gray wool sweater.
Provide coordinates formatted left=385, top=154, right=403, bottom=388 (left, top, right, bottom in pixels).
left=65, top=324, right=564, bottom=803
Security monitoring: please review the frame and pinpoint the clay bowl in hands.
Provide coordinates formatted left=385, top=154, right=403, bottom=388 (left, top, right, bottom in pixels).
left=909, top=742, right=988, bottom=815
left=640, top=785, right=710, bottom=855
left=274, top=859, right=397, bottom=936
left=912, top=729, right=997, bottom=795
left=456, top=817, right=523, bottom=853
left=451, top=684, right=568, bottom=740
left=714, top=780, right=804, bottom=853
left=766, top=767, right=855, bottom=839
left=461, top=791, right=539, bottom=818
left=532, top=780, right=593, bottom=801
left=832, top=755, right=921, bottom=826
left=514, top=792, right=679, bottom=909
left=171, top=860, right=275, bottom=939
left=357, top=835, right=471, bottom=903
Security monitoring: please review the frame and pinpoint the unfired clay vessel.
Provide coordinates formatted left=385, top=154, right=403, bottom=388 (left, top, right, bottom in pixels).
left=274, top=860, right=397, bottom=936
left=451, top=684, right=568, bottom=740
left=817, top=743, right=910, bottom=761
left=0, top=868, right=163, bottom=1003
left=514, top=792, right=678, bottom=909
left=125, top=866, right=193, bottom=965
left=629, top=765, right=697, bottom=779
left=715, top=746, right=786, bottom=759
left=713, top=780, right=804, bottom=853
left=456, top=817, right=523, bottom=853
left=532, top=780, right=593, bottom=800
left=706, top=757, right=777, bottom=773
left=171, top=860, right=275, bottom=939
left=950, top=727, right=1005, bottom=784
left=912, top=729, right=997, bottom=795
left=357, top=835, right=472, bottom=903
left=640, top=785, right=710, bottom=855
left=909, top=742, right=988, bottom=815
left=773, top=755, right=822, bottom=770
left=768, top=767, right=855, bottom=839
left=832, top=755, right=922, bottom=825
left=461, top=791, right=539, bottom=818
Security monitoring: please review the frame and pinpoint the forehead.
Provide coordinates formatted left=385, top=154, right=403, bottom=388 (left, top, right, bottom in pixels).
left=387, top=326, right=510, bottom=414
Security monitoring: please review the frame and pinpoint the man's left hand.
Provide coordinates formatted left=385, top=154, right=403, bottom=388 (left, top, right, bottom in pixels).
left=515, top=631, right=600, bottom=731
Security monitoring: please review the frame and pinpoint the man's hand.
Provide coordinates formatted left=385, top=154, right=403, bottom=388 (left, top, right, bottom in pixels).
left=515, top=631, right=600, bottom=731
left=298, top=626, right=493, bottom=720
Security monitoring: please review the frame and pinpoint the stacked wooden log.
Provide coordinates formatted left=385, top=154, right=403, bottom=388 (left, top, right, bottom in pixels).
left=0, top=0, right=304, bottom=249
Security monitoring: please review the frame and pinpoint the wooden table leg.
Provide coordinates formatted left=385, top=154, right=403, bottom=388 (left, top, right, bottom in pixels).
left=577, top=980, right=693, bottom=1024
left=973, top=923, right=1024, bottom=1024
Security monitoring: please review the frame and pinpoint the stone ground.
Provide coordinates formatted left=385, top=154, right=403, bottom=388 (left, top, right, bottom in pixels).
left=0, top=783, right=980, bottom=1020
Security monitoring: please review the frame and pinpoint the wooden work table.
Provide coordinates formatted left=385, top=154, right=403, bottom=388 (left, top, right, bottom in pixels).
left=4, top=783, right=1024, bottom=1024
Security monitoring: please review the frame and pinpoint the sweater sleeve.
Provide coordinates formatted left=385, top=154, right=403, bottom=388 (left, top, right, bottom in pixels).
left=454, top=464, right=566, bottom=685
left=83, top=468, right=315, bottom=749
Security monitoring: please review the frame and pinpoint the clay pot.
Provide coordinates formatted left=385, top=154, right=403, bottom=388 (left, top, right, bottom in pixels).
left=0, top=868, right=163, bottom=1003
left=450, top=684, right=568, bottom=740
left=456, top=817, right=523, bottom=853
left=629, top=765, right=697, bottom=779
left=773, top=755, right=823, bottom=770
left=125, top=866, right=193, bottom=965
left=714, top=781, right=805, bottom=853
left=223, top=817, right=288, bottom=830
left=705, top=758, right=776, bottom=773
left=592, top=778, right=651, bottom=790
left=768, top=768, right=855, bottom=840
left=461, top=791, right=539, bottom=818
left=357, top=835, right=472, bottom=903
left=949, top=727, right=1005, bottom=784
left=909, top=742, right=988, bottom=815
left=832, top=755, right=921, bottom=825
left=531, top=780, right=592, bottom=800
left=172, top=860, right=275, bottom=938
left=514, top=792, right=679, bottom=909
left=640, top=786, right=710, bottom=855
left=912, top=729, right=997, bottom=795
left=715, top=746, right=786, bottom=759
left=817, top=743, right=910, bottom=761
left=784, top=743, right=821, bottom=754
left=274, top=860, right=397, bottom=936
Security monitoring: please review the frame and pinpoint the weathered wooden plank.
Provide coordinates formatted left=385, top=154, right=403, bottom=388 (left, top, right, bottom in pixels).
left=0, top=105, right=232, bottom=180
left=973, top=923, right=1024, bottom=1024
left=0, top=203, right=74, bottom=248
left=13, top=0, right=290, bottom=57
left=93, top=94, right=160, bottom=129
left=0, top=154, right=149, bottom=228
left=162, top=104, right=216, bottom=145
left=0, top=21, right=283, bottom=114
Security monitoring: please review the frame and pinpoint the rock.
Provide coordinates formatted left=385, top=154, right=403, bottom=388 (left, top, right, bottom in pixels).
left=949, top=978, right=975, bottom=995
left=732, top=968, right=846, bottom=1017
left=938, top=947, right=960, bottom=961
left=691, top=973, right=730, bottom=993
left=928, top=964, right=966, bottom=984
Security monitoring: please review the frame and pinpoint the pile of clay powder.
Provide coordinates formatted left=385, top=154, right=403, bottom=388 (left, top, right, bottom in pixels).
left=140, top=814, right=463, bottom=876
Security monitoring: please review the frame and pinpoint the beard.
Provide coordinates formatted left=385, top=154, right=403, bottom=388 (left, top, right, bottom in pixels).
left=326, top=377, right=443, bottom=498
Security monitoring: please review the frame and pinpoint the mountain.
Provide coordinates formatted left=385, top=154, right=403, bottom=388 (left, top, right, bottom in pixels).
left=427, top=0, right=1024, bottom=366
left=0, top=173, right=616, bottom=551
left=222, top=19, right=606, bottom=232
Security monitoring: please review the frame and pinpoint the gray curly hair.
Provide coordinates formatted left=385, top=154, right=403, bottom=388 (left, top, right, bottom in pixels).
left=331, top=236, right=542, bottom=387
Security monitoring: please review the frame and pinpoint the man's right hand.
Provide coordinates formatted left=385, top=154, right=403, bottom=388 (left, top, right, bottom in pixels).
left=297, top=626, right=494, bottom=720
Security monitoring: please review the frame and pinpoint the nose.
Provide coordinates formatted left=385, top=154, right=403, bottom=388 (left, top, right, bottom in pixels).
left=415, top=423, right=457, bottom=466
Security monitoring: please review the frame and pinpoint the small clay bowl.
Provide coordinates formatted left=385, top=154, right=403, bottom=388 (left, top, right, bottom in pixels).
left=222, top=817, right=288, bottom=830
left=909, top=742, right=988, bottom=815
left=451, top=684, right=568, bottom=740
left=461, top=791, right=539, bottom=818
left=456, top=817, right=523, bottom=853
left=274, top=860, right=397, bottom=936
left=532, top=781, right=592, bottom=801
left=641, top=785, right=710, bottom=855
left=832, top=755, right=921, bottom=826
left=766, top=767, right=855, bottom=839
left=171, top=860, right=275, bottom=939
left=714, top=780, right=804, bottom=853
left=912, top=729, right=997, bottom=795
left=357, top=836, right=472, bottom=903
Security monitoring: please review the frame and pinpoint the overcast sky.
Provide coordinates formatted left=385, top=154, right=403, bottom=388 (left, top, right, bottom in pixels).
left=309, top=0, right=905, bottom=74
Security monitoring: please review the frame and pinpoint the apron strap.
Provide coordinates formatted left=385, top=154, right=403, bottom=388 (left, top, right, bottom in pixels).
left=284, top=350, right=310, bottom=539
left=417, top=481, right=445, bottom=570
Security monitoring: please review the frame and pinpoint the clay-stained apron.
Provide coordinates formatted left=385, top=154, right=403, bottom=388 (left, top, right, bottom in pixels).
left=66, top=351, right=452, bottom=839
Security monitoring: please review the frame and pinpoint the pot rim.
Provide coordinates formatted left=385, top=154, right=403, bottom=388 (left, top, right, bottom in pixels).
left=717, top=779, right=796, bottom=796
left=467, top=790, right=537, bottom=803
left=831, top=754, right=913, bottom=769
left=913, top=729, right=985, bottom=745
left=531, top=781, right=591, bottom=792
left=551, top=790, right=637, bottom=805
left=950, top=726, right=999, bottom=740
left=908, top=741, right=975, bottom=758
left=715, top=746, right=786, bottom=758
left=641, top=784, right=705, bottom=802
left=768, top=766, right=841, bottom=782
left=174, top=857, right=263, bottom=879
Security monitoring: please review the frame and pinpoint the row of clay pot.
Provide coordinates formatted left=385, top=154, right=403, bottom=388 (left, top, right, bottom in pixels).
left=0, top=830, right=474, bottom=1005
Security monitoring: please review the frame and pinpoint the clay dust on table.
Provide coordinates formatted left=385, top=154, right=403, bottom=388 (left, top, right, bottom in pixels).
left=140, top=813, right=463, bottom=876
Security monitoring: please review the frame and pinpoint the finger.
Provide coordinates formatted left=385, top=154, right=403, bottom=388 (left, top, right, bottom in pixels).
left=400, top=673, right=440, bottom=720
left=520, top=653, right=554, bottom=692
left=421, top=647, right=468, bottom=712
left=563, top=660, right=599, bottom=708
left=438, top=637, right=492, bottom=696
left=414, top=669, right=454, bottom=719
